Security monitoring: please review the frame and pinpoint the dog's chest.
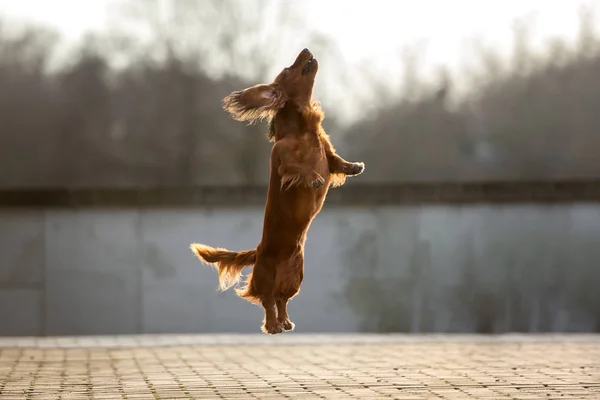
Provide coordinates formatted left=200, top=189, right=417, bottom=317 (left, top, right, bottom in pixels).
left=315, top=151, right=329, bottom=178
left=301, top=134, right=327, bottom=173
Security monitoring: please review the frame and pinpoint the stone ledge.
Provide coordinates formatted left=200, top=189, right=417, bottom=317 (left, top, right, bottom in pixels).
left=3, top=179, right=600, bottom=207
left=0, top=333, right=598, bottom=348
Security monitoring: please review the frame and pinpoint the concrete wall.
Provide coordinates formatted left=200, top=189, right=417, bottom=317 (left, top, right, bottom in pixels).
left=2, top=203, right=600, bottom=336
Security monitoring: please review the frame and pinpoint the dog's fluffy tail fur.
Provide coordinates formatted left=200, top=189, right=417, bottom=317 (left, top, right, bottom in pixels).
left=190, top=244, right=256, bottom=291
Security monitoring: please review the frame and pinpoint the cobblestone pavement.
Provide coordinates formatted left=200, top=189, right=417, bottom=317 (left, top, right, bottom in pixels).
left=0, top=334, right=598, bottom=399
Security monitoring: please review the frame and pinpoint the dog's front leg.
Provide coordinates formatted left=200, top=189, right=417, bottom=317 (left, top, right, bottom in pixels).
left=330, top=156, right=365, bottom=176
left=321, top=137, right=364, bottom=176
left=326, top=150, right=365, bottom=176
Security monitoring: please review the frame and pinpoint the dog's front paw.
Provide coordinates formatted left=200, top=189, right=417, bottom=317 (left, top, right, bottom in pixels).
left=311, top=175, right=325, bottom=189
left=342, top=162, right=365, bottom=176
left=281, top=320, right=295, bottom=332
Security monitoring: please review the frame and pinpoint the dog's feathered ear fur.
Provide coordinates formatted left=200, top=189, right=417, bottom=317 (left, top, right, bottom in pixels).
left=222, top=84, right=287, bottom=124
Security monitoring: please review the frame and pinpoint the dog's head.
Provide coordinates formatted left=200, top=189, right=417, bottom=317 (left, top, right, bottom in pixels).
left=222, top=48, right=318, bottom=124
left=272, top=48, right=318, bottom=103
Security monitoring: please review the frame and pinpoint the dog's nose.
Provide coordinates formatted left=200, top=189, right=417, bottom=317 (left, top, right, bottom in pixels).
left=302, top=48, right=310, bottom=53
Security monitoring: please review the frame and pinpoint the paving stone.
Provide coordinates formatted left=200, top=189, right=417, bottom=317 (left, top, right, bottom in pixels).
left=0, top=334, right=598, bottom=399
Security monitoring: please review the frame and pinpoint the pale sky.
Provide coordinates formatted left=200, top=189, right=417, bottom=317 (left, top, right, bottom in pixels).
left=1, top=0, right=598, bottom=118
left=1, top=0, right=595, bottom=60
left=308, top=0, right=596, bottom=70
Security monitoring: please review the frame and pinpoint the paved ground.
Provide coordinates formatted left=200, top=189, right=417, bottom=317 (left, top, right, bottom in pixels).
left=0, top=334, right=598, bottom=399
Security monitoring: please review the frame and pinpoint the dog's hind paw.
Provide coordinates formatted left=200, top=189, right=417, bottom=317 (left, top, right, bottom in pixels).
left=281, top=320, right=295, bottom=332
left=261, top=322, right=283, bottom=335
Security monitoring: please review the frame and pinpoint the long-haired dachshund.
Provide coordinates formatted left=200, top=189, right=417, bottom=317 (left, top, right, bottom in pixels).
left=191, top=48, right=364, bottom=334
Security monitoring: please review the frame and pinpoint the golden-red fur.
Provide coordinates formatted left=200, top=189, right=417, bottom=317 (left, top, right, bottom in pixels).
left=191, top=49, right=364, bottom=334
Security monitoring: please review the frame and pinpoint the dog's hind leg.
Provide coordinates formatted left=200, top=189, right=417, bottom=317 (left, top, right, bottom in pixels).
left=276, top=299, right=295, bottom=332
left=274, top=254, right=303, bottom=332
left=251, top=262, right=282, bottom=335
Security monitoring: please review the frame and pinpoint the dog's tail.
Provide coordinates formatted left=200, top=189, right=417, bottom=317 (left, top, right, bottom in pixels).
left=190, top=243, right=256, bottom=291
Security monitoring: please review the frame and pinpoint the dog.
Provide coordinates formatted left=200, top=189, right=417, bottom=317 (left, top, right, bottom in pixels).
left=191, top=48, right=365, bottom=334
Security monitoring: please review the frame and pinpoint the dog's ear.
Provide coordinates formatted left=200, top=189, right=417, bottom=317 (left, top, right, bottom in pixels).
left=223, top=84, right=286, bottom=124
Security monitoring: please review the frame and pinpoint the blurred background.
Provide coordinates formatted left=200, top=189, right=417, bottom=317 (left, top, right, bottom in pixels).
left=1, top=0, right=600, bottom=336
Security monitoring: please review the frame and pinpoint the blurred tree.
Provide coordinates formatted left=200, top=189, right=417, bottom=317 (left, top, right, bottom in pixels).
left=0, top=22, right=61, bottom=187
left=107, top=0, right=322, bottom=81
left=99, top=0, right=334, bottom=186
left=343, top=8, right=600, bottom=182
left=3, top=7, right=600, bottom=186
left=56, top=44, right=110, bottom=186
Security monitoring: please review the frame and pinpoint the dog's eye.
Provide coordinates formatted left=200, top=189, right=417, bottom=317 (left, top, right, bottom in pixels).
left=284, top=68, right=290, bottom=74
